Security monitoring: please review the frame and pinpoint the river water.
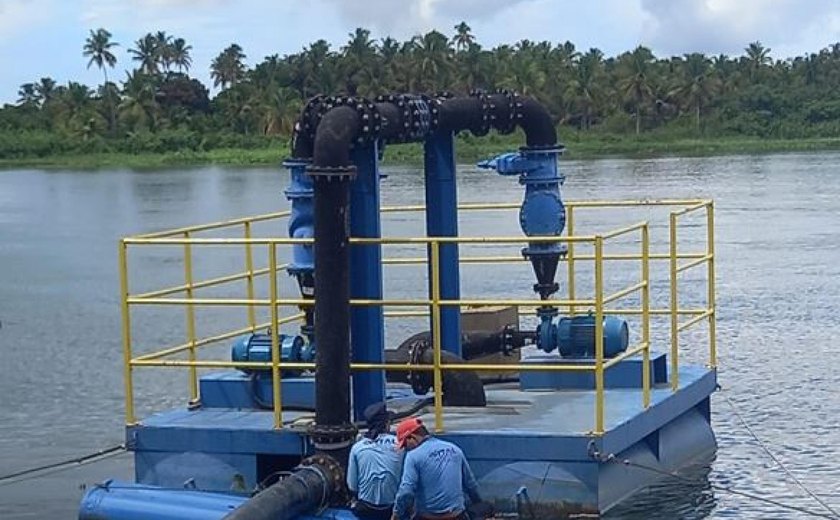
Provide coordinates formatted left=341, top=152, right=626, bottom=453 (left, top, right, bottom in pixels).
left=1, top=153, right=839, bottom=519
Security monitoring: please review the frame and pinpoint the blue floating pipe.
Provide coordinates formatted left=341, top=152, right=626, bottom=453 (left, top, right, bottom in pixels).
left=79, top=481, right=247, bottom=520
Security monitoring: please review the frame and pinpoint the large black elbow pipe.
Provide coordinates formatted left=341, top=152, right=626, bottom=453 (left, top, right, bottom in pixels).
left=223, top=458, right=342, bottom=520
left=517, top=96, right=557, bottom=147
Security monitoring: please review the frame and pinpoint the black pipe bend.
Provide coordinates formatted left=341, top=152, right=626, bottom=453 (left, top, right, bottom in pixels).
left=517, top=97, right=557, bottom=147
left=311, top=105, right=361, bottom=168
left=222, top=464, right=332, bottom=520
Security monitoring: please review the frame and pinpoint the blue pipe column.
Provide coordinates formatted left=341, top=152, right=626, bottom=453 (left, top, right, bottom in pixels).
left=423, top=132, right=462, bottom=356
left=284, top=158, right=315, bottom=338
left=349, top=143, right=385, bottom=420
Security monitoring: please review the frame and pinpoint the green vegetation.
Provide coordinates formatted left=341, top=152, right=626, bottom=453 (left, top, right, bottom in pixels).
left=3, top=25, right=840, bottom=168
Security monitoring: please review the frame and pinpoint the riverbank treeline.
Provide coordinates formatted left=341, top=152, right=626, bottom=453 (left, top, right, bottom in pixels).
left=3, top=25, right=840, bottom=163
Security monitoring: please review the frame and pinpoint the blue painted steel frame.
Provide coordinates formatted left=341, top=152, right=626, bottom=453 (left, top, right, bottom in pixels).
left=349, top=144, right=386, bottom=420
left=423, top=132, right=462, bottom=356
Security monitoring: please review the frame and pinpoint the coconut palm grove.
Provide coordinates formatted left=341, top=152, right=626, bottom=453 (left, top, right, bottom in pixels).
left=3, top=24, right=840, bottom=163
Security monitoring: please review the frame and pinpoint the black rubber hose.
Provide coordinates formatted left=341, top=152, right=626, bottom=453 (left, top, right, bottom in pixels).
left=312, top=106, right=360, bottom=168
left=223, top=465, right=331, bottom=520
left=518, top=97, right=557, bottom=147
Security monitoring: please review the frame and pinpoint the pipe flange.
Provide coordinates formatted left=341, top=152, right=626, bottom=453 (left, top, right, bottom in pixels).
left=300, top=95, right=330, bottom=140
left=300, top=454, right=347, bottom=505
left=307, top=422, right=358, bottom=451
left=494, top=89, right=519, bottom=135
left=327, top=96, right=381, bottom=146
left=469, top=89, right=492, bottom=136
left=406, top=95, right=431, bottom=140
left=306, top=164, right=357, bottom=180
left=426, top=95, right=441, bottom=131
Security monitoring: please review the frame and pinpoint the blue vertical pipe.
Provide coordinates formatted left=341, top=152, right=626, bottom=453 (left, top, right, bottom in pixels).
left=423, top=132, right=462, bottom=356
left=283, top=158, right=315, bottom=280
left=349, top=143, right=385, bottom=420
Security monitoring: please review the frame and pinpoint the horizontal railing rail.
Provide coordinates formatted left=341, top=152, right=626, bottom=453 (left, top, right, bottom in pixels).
left=119, top=199, right=715, bottom=436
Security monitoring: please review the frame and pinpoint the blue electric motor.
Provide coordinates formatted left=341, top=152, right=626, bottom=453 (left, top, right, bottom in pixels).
left=231, top=333, right=313, bottom=374
left=538, top=314, right=629, bottom=358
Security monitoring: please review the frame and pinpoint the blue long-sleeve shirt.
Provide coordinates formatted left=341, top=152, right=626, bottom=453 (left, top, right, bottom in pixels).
left=346, top=433, right=403, bottom=506
left=393, top=437, right=481, bottom=520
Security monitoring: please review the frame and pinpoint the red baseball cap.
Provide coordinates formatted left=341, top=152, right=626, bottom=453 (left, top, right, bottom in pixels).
left=395, top=417, right=423, bottom=449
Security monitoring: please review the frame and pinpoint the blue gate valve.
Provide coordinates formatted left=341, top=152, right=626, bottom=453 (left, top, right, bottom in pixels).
left=478, top=147, right=566, bottom=299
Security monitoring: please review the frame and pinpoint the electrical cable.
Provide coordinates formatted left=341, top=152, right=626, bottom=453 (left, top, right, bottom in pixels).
left=0, top=444, right=126, bottom=486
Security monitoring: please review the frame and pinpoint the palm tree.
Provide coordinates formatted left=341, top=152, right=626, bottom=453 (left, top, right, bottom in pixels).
left=618, top=46, right=656, bottom=134
left=34, top=77, right=57, bottom=107
left=670, top=53, right=719, bottom=132
left=155, top=31, right=173, bottom=72
left=745, top=41, right=771, bottom=82
left=452, top=22, right=474, bottom=52
left=566, top=49, right=604, bottom=130
left=17, top=83, right=38, bottom=106
left=211, top=44, right=247, bottom=89
left=129, top=33, right=160, bottom=75
left=342, top=28, right=377, bottom=94
left=170, top=38, right=193, bottom=73
left=412, top=30, right=453, bottom=91
left=83, top=28, right=119, bottom=83
left=261, top=86, right=303, bottom=135
left=120, top=70, right=159, bottom=130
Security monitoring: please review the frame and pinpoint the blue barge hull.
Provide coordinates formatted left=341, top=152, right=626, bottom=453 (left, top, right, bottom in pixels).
left=81, top=357, right=716, bottom=518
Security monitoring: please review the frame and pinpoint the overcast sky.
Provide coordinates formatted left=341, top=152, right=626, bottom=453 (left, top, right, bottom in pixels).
left=2, top=0, right=840, bottom=103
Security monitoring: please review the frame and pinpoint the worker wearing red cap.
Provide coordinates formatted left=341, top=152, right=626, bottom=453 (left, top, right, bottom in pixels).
left=391, top=417, right=483, bottom=520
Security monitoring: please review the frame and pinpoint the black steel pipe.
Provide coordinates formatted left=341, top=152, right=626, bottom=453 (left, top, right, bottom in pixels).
left=437, top=96, right=487, bottom=136
left=291, top=92, right=558, bottom=160
left=312, top=106, right=360, bottom=168
left=517, top=96, right=558, bottom=147
left=312, top=175, right=352, bottom=429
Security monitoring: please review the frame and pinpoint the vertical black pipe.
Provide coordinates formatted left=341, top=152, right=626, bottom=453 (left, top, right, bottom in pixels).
left=307, top=105, right=361, bottom=471
left=312, top=176, right=352, bottom=429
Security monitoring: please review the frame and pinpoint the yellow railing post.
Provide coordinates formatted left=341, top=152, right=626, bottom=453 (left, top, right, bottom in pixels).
left=567, top=206, right=576, bottom=317
left=119, top=240, right=137, bottom=425
left=641, top=224, right=651, bottom=408
left=244, top=222, right=257, bottom=330
left=183, top=231, right=198, bottom=404
left=268, top=243, right=283, bottom=429
left=594, top=235, right=605, bottom=435
left=706, top=202, right=717, bottom=368
left=669, top=213, right=679, bottom=391
left=430, top=241, right=444, bottom=433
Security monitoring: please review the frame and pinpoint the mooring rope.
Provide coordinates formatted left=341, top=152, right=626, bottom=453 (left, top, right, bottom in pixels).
left=719, top=386, right=840, bottom=519
left=0, top=444, right=126, bottom=486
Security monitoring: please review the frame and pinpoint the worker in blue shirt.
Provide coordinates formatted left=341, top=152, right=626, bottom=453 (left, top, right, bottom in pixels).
left=391, top=417, right=483, bottom=520
left=347, top=401, right=403, bottom=519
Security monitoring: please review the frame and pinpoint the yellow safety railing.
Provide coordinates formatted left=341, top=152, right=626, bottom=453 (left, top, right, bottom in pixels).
left=118, top=199, right=715, bottom=436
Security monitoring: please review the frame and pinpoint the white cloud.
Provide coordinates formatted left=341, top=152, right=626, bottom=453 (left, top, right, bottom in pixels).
left=640, top=0, right=840, bottom=57
left=317, top=0, right=534, bottom=37
left=0, top=0, right=54, bottom=41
